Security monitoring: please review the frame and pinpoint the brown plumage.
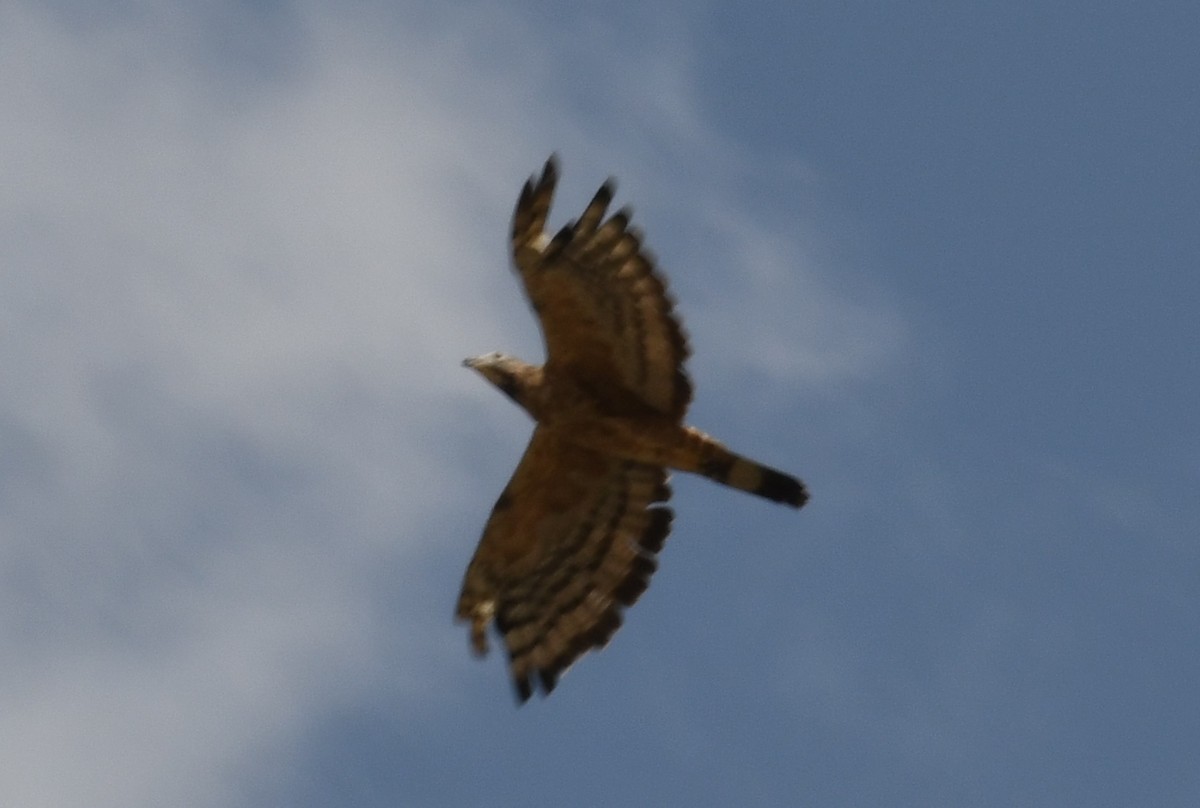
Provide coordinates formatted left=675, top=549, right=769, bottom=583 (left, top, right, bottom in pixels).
left=458, top=156, right=808, bottom=703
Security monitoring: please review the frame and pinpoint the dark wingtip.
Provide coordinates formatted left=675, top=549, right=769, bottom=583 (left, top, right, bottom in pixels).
left=538, top=668, right=559, bottom=695
left=609, top=205, right=632, bottom=229
left=758, top=469, right=809, bottom=508
left=516, top=178, right=535, bottom=212
left=595, top=179, right=616, bottom=206
left=520, top=155, right=557, bottom=207
left=613, top=554, right=658, bottom=606
left=513, top=674, right=533, bottom=704
left=638, top=506, right=673, bottom=554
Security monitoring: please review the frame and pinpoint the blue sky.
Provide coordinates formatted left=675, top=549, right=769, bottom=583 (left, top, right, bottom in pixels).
left=2, top=1, right=1197, bottom=806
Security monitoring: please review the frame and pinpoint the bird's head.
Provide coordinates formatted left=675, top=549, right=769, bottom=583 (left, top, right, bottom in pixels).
left=462, top=352, right=530, bottom=401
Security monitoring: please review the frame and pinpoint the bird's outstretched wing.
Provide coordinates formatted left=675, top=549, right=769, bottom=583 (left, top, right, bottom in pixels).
left=456, top=427, right=673, bottom=702
left=511, top=156, right=693, bottom=419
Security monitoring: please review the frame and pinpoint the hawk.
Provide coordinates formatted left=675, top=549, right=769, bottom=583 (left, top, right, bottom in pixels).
left=458, top=156, right=808, bottom=702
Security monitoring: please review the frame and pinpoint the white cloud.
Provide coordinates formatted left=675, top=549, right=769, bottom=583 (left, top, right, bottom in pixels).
left=0, top=2, right=909, bottom=805
left=0, top=4, right=511, bottom=804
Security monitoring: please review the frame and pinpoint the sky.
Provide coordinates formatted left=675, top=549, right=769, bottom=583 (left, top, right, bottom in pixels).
left=2, top=1, right=1197, bottom=806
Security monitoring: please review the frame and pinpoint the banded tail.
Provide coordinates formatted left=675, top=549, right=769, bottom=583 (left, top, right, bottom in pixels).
left=684, top=428, right=808, bottom=508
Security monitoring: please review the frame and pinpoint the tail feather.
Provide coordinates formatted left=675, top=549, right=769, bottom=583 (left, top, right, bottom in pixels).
left=698, top=449, right=809, bottom=508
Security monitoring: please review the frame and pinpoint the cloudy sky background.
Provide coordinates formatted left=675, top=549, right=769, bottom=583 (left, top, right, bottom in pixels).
left=2, top=1, right=1197, bottom=805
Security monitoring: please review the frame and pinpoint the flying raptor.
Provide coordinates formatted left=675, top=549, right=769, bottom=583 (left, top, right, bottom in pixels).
left=458, top=156, right=808, bottom=702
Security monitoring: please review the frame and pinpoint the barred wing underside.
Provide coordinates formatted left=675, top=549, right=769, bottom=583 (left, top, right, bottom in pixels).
left=511, top=157, right=693, bottom=419
left=456, top=427, right=673, bottom=702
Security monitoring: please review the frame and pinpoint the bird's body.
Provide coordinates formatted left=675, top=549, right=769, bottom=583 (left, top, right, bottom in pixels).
left=459, top=157, right=807, bottom=702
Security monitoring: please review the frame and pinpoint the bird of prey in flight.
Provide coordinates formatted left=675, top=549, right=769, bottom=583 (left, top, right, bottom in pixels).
left=458, top=156, right=808, bottom=703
